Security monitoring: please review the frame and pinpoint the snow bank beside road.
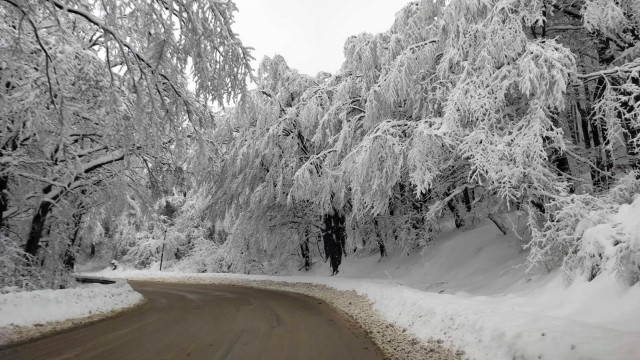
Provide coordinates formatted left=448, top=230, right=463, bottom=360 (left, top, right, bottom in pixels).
left=0, top=280, right=143, bottom=329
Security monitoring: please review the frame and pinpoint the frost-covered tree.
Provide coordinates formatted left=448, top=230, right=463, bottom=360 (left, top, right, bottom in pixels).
left=27, top=0, right=636, bottom=284
left=201, top=55, right=331, bottom=273
left=206, top=0, right=639, bottom=281
left=0, top=0, right=251, bottom=287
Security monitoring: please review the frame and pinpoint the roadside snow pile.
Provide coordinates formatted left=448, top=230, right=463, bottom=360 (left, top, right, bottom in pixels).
left=359, top=273, right=640, bottom=360
left=0, top=280, right=143, bottom=329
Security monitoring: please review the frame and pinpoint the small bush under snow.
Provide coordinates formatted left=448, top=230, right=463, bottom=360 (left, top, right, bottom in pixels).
left=574, top=194, right=640, bottom=285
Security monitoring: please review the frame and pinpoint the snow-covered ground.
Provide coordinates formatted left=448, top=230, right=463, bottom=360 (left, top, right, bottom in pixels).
left=91, top=215, right=640, bottom=360
left=0, top=280, right=143, bottom=330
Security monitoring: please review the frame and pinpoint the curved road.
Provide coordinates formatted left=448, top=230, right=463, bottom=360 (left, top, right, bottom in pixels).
left=1, top=281, right=383, bottom=360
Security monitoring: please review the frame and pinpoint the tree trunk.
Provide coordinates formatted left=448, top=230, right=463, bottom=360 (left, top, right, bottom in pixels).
left=447, top=199, right=464, bottom=228
left=589, top=38, right=619, bottom=189
left=323, top=209, right=346, bottom=275
left=530, top=199, right=546, bottom=215
left=576, top=102, right=604, bottom=189
left=63, top=212, right=83, bottom=270
left=576, top=99, right=611, bottom=190
left=300, top=228, right=312, bottom=271
left=0, top=174, right=8, bottom=232
left=462, top=188, right=472, bottom=213
left=621, top=113, right=640, bottom=172
left=373, top=218, right=387, bottom=258
left=0, top=128, right=20, bottom=233
left=24, top=149, right=125, bottom=262
left=488, top=213, right=507, bottom=235
left=551, top=148, right=572, bottom=176
left=620, top=76, right=640, bottom=173
left=25, top=200, right=53, bottom=257
left=589, top=80, right=613, bottom=191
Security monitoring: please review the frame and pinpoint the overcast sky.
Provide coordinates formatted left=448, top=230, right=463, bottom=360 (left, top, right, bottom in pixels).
left=233, top=0, right=411, bottom=76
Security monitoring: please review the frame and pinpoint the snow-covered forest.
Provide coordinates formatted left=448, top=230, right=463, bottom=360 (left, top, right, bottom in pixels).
left=2, top=0, right=640, bottom=301
left=2, top=0, right=640, bottom=358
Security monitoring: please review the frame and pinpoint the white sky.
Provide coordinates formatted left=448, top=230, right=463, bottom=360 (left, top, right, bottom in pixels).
left=232, top=0, right=411, bottom=76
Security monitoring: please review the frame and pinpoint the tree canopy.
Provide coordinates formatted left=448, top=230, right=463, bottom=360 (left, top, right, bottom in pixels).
left=1, top=0, right=252, bottom=289
left=201, top=0, right=639, bottom=279
left=2, top=0, right=639, bottom=287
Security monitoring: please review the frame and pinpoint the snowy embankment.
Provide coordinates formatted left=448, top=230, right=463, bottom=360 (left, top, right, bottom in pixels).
left=0, top=280, right=143, bottom=344
left=90, top=198, right=640, bottom=360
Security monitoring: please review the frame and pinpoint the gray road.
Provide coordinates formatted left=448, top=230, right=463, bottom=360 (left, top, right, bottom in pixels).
left=0, top=281, right=383, bottom=360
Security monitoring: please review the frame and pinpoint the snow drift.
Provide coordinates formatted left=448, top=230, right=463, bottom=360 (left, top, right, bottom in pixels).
left=0, top=280, right=143, bottom=329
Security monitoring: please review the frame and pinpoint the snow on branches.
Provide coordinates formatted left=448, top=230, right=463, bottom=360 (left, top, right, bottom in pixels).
left=36, top=0, right=638, bottom=282
left=0, top=0, right=252, bottom=287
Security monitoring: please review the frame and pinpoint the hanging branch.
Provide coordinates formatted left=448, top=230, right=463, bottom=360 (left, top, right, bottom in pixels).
left=3, top=0, right=57, bottom=106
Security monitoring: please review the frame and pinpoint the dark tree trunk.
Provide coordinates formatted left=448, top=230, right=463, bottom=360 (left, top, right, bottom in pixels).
left=462, top=188, right=472, bottom=213
left=622, top=114, right=640, bottom=172
left=40, top=240, right=49, bottom=267
left=447, top=199, right=464, bottom=228
left=23, top=150, right=124, bottom=262
left=378, top=240, right=387, bottom=258
left=300, top=229, right=311, bottom=271
left=0, top=127, right=20, bottom=233
left=90, top=243, right=96, bottom=257
left=39, top=222, right=53, bottom=267
left=535, top=5, right=576, bottom=192
left=373, top=218, right=387, bottom=258
left=550, top=147, right=574, bottom=193
left=579, top=104, right=592, bottom=151
left=25, top=200, right=53, bottom=257
left=598, top=117, right=614, bottom=180
left=551, top=149, right=572, bottom=176
left=0, top=174, right=8, bottom=232
left=323, top=209, right=346, bottom=275
left=530, top=199, right=546, bottom=215
left=488, top=213, right=507, bottom=235
left=577, top=100, right=611, bottom=190
left=589, top=82, right=613, bottom=190
left=545, top=111, right=574, bottom=192
left=588, top=41, right=618, bottom=189
left=63, top=212, right=83, bottom=270
left=577, top=102, right=604, bottom=189
left=389, top=198, right=400, bottom=244
left=620, top=76, right=640, bottom=173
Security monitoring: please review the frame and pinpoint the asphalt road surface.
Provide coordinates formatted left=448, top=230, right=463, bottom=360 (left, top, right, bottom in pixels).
left=0, top=281, right=383, bottom=360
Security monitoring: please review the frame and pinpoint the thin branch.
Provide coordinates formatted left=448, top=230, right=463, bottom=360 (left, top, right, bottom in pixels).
left=546, top=25, right=583, bottom=32
left=577, top=59, right=640, bottom=82
left=564, top=147, right=613, bottom=177
left=4, top=0, right=57, bottom=106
